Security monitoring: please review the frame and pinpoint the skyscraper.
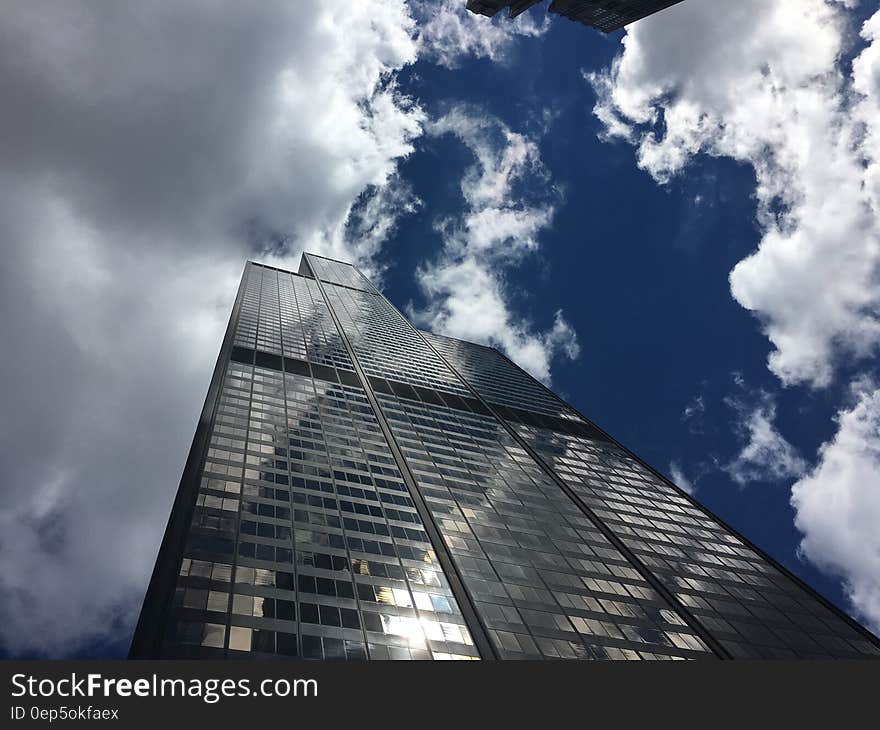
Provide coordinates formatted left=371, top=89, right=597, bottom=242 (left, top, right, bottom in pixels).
left=130, top=256, right=880, bottom=660
left=466, top=0, right=685, bottom=32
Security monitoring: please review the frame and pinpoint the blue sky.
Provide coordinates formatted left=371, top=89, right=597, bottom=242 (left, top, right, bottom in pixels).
left=385, top=2, right=880, bottom=630
left=1, top=0, right=878, bottom=658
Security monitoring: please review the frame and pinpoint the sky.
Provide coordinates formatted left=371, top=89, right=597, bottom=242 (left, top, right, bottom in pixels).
left=0, top=0, right=878, bottom=659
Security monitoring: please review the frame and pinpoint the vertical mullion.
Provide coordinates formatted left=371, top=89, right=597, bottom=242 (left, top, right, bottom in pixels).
left=225, top=264, right=264, bottom=656
left=306, top=255, right=498, bottom=660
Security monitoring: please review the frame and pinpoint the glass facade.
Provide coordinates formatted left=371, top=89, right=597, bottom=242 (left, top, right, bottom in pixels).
left=465, top=0, right=685, bottom=33
left=131, top=255, right=880, bottom=660
left=548, top=0, right=684, bottom=33
left=420, top=330, right=579, bottom=420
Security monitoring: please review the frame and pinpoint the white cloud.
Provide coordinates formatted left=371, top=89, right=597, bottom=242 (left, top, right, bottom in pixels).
left=0, top=0, right=430, bottom=657
left=791, top=380, right=880, bottom=633
left=724, top=390, right=807, bottom=487
left=590, top=0, right=880, bottom=633
left=589, top=0, right=880, bottom=388
left=683, top=395, right=705, bottom=420
left=414, top=0, right=549, bottom=69
left=681, top=393, right=706, bottom=433
left=0, top=199, right=241, bottom=656
left=410, top=106, right=579, bottom=383
left=669, top=462, right=697, bottom=495
left=288, top=172, right=424, bottom=286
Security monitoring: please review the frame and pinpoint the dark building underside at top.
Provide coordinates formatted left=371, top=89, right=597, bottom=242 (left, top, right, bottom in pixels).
left=130, top=255, right=880, bottom=660
left=466, top=0, right=685, bottom=32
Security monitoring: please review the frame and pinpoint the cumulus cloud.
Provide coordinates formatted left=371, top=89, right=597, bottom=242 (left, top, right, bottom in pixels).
left=589, top=0, right=880, bottom=633
left=293, top=173, right=425, bottom=285
left=723, top=389, right=808, bottom=487
left=791, top=380, right=880, bottom=633
left=410, top=105, right=579, bottom=383
left=413, top=0, right=549, bottom=69
left=0, top=0, right=431, bottom=657
left=0, top=210, right=240, bottom=656
left=589, top=0, right=880, bottom=388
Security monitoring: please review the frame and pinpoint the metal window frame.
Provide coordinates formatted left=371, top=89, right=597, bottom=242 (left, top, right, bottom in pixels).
left=304, top=254, right=498, bottom=660
left=484, top=345, right=880, bottom=653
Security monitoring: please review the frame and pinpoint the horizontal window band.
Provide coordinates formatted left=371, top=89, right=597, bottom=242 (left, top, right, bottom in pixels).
left=230, top=346, right=608, bottom=440
left=229, top=347, right=360, bottom=387
left=490, top=403, right=610, bottom=442
left=365, top=374, right=609, bottom=442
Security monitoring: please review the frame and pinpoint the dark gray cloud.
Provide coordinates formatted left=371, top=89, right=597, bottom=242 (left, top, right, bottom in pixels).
left=0, top=0, right=576, bottom=656
left=0, top=0, right=425, bottom=657
left=0, top=0, right=569, bottom=657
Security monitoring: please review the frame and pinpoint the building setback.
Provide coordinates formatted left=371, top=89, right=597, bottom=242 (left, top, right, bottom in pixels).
left=130, top=256, right=880, bottom=660
left=466, top=0, right=685, bottom=32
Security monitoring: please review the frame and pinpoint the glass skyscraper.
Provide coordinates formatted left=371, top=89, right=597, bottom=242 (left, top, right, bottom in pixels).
left=130, top=255, right=880, bottom=660
left=465, top=0, right=686, bottom=32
